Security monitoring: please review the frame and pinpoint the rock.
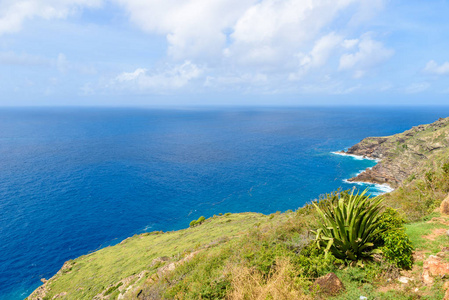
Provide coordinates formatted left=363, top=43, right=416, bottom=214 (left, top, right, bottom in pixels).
left=422, top=255, right=449, bottom=285
left=312, top=272, right=345, bottom=296
left=52, top=292, right=67, bottom=299
left=40, top=278, right=47, bottom=284
left=151, top=256, right=170, bottom=267
left=441, top=195, right=449, bottom=215
left=398, top=276, right=411, bottom=284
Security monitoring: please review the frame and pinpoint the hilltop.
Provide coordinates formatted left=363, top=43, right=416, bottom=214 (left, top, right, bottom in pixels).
left=27, top=118, right=449, bottom=300
left=344, top=117, right=449, bottom=188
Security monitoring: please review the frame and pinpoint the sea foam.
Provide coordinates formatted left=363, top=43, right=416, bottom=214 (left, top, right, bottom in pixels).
left=334, top=151, right=393, bottom=195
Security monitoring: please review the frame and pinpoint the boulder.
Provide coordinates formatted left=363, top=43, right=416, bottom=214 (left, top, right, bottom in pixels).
left=312, top=272, right=345, bottom=296
left=422, top=255, right=449, bottom=285
left=441, top=194, right=449, bottom=215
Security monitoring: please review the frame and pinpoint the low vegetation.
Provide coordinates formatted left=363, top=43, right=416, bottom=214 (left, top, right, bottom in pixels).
left=313, top=189, right=384, bottom=262
left=29, top=187, right=444, bottom=300
left=28, top=118, right=449, bottom=299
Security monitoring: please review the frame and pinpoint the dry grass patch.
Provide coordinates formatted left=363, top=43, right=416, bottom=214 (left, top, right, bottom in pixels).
left=227, top=258, right=311, bottom=300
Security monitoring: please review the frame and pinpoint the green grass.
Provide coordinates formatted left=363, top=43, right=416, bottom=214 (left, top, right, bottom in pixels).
left=405, top=217, right=449, bottom=255
left=33, top=212, right=285, bottom=300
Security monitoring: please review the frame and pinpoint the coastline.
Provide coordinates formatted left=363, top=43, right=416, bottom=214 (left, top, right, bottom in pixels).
left=330, top=151, right=381, bottom=162
left=331, top=151, right=394, bottom=195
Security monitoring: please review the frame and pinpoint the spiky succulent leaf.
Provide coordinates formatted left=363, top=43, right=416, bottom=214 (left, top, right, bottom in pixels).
left=313, top=189, right=385, bottom=261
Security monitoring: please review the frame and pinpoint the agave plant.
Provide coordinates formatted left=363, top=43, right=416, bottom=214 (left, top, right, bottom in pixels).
left=313, top=189, right=384, bottom=261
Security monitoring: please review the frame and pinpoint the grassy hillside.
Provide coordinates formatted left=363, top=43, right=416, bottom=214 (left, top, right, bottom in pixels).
left=346, top=117, right=449, bottom=187
left=28, top=205, right=449, bottom=300
left=27, top=118, right=449, bottom=299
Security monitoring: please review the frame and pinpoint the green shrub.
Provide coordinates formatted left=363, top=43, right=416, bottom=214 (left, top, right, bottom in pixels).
left=313, top=189, right=384, bottom=261
left=189, top=216, right=206, bottom=227
left=297, top=243, right=339, bottom=278
left=381, top=229, right=413, bottom=269
left=377, top=207, right=406, bottom=231
left=375, top=208, right=413, bottom=269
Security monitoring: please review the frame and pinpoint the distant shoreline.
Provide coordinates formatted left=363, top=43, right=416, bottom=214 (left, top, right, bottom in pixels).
left=331, top=151, right=394, bottom=195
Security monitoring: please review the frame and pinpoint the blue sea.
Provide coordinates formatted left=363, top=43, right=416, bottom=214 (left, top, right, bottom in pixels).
left=1, top=106, right=449, bottom=299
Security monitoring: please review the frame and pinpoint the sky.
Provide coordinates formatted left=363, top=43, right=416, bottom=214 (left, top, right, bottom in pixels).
left=0, top=0, right=449, bottom=106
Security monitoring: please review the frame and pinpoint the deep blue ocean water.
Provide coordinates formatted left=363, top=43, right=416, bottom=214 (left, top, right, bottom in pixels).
left=1, top=106, right=449, bottom=299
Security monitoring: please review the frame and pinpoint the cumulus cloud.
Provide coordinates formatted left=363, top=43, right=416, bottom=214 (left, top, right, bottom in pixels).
left=0, top=0, right=394, bottom=96
left=0, top=0, right=102, bottom=35
left=424, top=60, right=449, bottom=75
left=116, top=0, right=368, bottom=68
left=114, top=61, right=203, bottom=91
left=115, top=0, right=255, bottom=60
left=225, top=0, right=356, bottom=69
left=289, top=32, right=343, bottom=80
left=339, top=33, right=394, bottom=78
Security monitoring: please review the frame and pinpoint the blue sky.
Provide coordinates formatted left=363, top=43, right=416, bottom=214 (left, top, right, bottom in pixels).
left=0, top=0, right=449, bottom=106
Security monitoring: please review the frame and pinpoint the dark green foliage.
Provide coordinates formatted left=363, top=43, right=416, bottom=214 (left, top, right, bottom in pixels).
left=313, top=189, right=385, bottom=261
left=296, top=243, right=339, bottom=278
left=189, top=216, right=206, bottom=227
left=377, top=207, right=406, bottom=230
left=381, top=229, right=413, bottom=269
left=376, top=208, right=414, bottom=269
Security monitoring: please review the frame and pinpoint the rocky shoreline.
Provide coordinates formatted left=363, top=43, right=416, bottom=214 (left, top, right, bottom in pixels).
left=339, top=117, right=449, bottom=189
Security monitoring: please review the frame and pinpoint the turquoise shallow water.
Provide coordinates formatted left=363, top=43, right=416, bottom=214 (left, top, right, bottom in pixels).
left=1, top=106, right=448, bottom=299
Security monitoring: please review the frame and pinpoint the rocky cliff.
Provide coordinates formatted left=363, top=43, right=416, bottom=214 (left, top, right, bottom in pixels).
left=343, top=117, right=449, bottom=187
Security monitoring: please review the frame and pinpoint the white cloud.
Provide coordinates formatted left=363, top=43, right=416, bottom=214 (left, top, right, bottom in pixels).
left=115, top=0, right=256, bottom=61
left=339, top=33, right=394, bottom=78
left=114, top=61, right=203, bottom=91
left=225, top=0, right=357, bottom=69
left=115, top=0, right=377, bottom=70
left=0, top=0, right=102, bottom=35
left=424, top=60, right=449, bottom=75
left=289, top=32, right=343, bottom=80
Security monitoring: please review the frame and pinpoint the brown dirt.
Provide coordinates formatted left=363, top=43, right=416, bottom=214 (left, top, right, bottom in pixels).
left=422, top=228, right=447, bottom=241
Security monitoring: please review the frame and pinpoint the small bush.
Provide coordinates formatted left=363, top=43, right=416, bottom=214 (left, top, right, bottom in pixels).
left=381, top=229, right=413, bottom=269
left=189, top=216, right=206, bottom=227
left=376, top=208, right=413, bottom=269
left=377, top=207, right=406, bottom=231
left=297, top=243, right=339, bottom=278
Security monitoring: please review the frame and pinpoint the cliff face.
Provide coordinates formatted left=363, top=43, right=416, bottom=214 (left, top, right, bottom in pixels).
left=345, top=117, right=449, bottom=187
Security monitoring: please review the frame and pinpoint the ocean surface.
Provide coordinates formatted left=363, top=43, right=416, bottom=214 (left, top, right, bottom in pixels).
left=1, top=106, right=449, bottom=299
